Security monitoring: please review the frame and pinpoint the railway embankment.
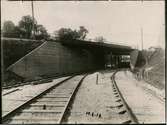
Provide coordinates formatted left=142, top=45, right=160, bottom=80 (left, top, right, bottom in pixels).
left=115, top=70, right=165, bottom=123
left=143, top=47, right=165, bottom=90
left=133, top=47, right=165, bottom=98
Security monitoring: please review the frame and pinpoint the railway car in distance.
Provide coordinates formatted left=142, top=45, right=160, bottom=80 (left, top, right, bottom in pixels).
left=119, top=55, right=130, bottom=68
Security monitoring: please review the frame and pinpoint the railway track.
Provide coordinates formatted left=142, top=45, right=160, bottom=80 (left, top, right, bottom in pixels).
left=111, top=71, right=139, bottom=124
left=2, top=79, right=53, bottom=90
left=2, top=75, right=87, bottom=124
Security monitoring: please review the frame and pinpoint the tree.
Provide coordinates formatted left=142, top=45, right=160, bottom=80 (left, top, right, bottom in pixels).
left=35, top=24, right=50, bottom=40
left=94, top=36, right=106, bottom=43
left=2, top=21, right=16, bottom=38
left=18, top=15, right=37, bottom=39
left=13, top=26, right=22, bottom=38
left=55, top=28, right=78, bottom=40
left=58, top=28, right=72, bottom=40
left=2, top=15, right=49, bottom=40
left=78, top=26, right=88, bottom=40
left=54, top=26, right=89, bottom=41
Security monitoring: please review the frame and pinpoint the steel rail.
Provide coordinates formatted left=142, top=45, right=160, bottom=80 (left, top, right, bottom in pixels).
left=58, top=74, right=88, bottom=124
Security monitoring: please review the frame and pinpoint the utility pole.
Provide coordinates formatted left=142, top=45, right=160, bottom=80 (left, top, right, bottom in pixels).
left=31, top=0, right=35, bottom=39
left=1, top=37, right=3, bottom=120
left=1, top=38, right=4, bottom=86
left=141, top=27, right=143, bottom=50
left=140, top=0, right=143, bottom=50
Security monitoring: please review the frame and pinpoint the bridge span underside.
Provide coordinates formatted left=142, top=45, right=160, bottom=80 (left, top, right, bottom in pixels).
left=7, top=39, right=134, bottom=81
left=62, top=40, right=134, bottom=69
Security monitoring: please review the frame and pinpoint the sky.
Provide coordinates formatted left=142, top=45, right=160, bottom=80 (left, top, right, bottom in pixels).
left=1, top=1, right=165, bottom=49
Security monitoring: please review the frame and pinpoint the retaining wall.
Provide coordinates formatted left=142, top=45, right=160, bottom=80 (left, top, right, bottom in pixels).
left=8, top=41, right=103, bottom=81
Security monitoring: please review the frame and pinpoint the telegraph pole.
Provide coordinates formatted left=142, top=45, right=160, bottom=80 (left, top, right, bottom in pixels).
left=140, top=0, right=144, bottom=50
left=141, top=27, right=143, bottom=50
left=1, top=38, right=4, bottom=86
left=1, top=37, right=3, bottom=123
left=31, top=0, right=35, bottom=39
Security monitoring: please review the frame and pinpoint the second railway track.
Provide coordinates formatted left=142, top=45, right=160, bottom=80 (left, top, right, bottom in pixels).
left=111, top=71, right=139, bottom=124
left=2, top=75, right=87, bottom=124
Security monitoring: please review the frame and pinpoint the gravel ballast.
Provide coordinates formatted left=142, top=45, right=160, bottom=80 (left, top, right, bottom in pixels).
left=66, top=71, right=130, bottom=124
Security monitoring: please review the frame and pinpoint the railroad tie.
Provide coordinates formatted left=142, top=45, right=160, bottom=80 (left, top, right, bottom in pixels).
left=113, top=90, right=117, bottom=92
left=91, top=112, right=94, bottom=117
left=122, top=120, right=132, bottom=124
left=114, top=92, right=118, bottom=95
left=118, top=110, right=127, bottom=114
left=115, top=95, right=119, bottom=98
left=98, top=113, right=101, bottom=118
left=86, top=112, right=90, bottom=115
left=116, top=104, right=123, bottom=109
left=115, top=99, right=121, bottom=102
left=113, top=88, right=116, bottom=90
